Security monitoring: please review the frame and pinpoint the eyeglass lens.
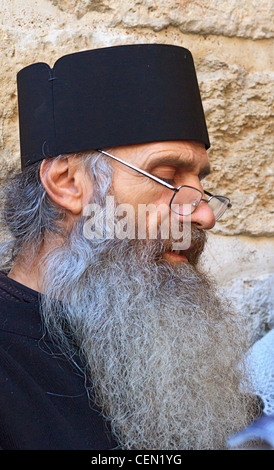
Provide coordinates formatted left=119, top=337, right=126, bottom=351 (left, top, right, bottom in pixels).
left=207, top=196, right=230, bottom=220
left=170, top=186, right=230, bottom=220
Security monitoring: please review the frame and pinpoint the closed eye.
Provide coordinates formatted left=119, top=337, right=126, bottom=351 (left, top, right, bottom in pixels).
left=159, top=178, right=175, bottom=185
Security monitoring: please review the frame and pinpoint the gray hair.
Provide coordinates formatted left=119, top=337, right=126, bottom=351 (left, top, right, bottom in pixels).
left=0, top=151, right=113, bottom=269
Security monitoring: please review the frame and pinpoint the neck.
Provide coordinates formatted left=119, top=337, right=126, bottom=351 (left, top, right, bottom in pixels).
left=8, top=262, right=41, bottom=292
left=8, top=235, right=64, bottom=293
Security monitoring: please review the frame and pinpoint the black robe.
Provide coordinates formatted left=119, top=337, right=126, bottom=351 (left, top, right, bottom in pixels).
left=0, top=271, right=117, bottom=450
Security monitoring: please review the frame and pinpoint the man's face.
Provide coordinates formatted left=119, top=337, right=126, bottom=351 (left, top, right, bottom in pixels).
left=108, top=140, right=215, bottom=263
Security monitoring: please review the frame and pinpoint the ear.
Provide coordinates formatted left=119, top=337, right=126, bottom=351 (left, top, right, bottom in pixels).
left=40, top=156, right=93, bottom=215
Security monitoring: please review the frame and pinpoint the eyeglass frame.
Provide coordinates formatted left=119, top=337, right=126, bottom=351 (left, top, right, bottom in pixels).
left=97, top=149, right=232, bottom=220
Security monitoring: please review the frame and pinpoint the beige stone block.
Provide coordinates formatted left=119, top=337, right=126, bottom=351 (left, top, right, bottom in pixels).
left=49, top=0, right=111, bottom=18
left=5, top=0, right=273, bottom=40
left=106, top=0, right=274, bottom=40
left=201, top=233, right=274, bottom=342
left=196, top=58, right=274, bottom=236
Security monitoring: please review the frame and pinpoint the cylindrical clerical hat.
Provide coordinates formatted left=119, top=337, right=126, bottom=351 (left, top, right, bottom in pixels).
left=17, top=44, right=210, bottom=169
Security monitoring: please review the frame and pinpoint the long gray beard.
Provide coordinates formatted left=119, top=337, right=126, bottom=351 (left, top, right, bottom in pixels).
left=40, top=224, right=254, bottom=450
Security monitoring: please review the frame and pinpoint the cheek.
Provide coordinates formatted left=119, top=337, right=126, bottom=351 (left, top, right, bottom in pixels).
left=112, top=172, right=172, bottom=236
left=139, top=195, right=172, bottom=238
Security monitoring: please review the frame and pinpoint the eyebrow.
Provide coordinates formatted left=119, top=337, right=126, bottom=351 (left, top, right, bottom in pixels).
left=146, top=155, right=211, bottom=180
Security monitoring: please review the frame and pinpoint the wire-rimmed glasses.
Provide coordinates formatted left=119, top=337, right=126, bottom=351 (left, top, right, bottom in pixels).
left=97, top=149, right=232, bottom=221
left=169, top=186, right=231, bottom=220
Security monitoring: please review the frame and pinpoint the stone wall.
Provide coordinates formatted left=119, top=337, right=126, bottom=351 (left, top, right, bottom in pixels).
left=0, top=0, right=273, bottom=341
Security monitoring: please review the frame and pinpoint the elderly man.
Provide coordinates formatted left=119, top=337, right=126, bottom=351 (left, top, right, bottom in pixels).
left=0, top=44, right=260, bottom=450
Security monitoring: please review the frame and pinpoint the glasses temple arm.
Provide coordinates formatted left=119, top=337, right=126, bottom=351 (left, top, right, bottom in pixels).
left=97, top=149, right=176, bottom=191
left=203, top=190, right=232, bottom=208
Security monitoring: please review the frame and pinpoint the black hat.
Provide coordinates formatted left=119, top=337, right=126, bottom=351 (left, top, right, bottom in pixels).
left=17, top=44, right=210, bottom=169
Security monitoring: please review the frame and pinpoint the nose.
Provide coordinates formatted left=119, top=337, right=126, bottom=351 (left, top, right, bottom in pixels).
left=189, top=200, right=216, bottom=230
